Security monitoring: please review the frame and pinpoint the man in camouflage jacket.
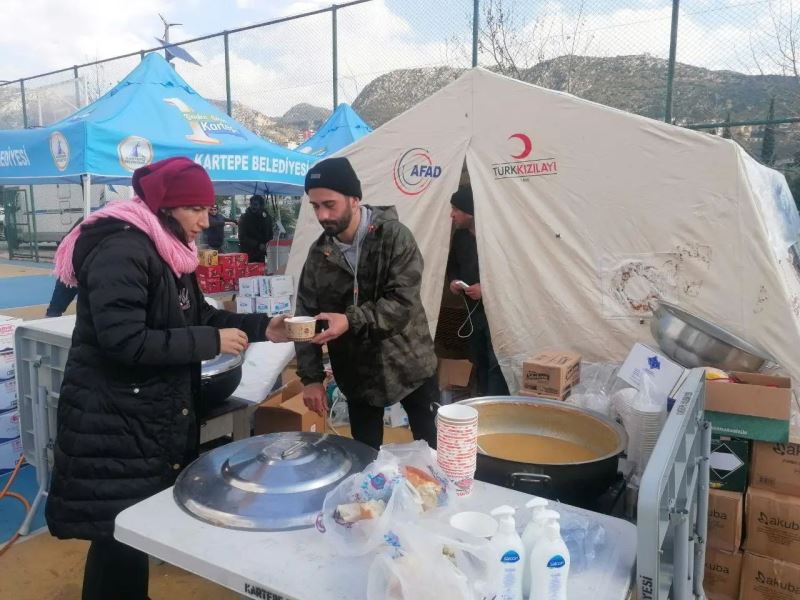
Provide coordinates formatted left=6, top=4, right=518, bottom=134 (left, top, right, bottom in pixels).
left=295, top=157, right=438, bottom=449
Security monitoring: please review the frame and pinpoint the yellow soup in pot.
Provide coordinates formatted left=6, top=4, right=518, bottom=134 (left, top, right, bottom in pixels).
left=477, top=433, right=600, bottom=464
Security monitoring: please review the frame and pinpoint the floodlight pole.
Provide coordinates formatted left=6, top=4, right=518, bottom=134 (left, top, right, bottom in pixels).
left=82, top=174, right=92, bottom=219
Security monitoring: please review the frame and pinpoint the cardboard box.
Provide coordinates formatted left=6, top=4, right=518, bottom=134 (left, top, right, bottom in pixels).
left=751, top=442, right=800, bottom=497
left=0, top=378, right=17, bottom=412
left=281, top=365, right=299, bottom=386
left=745, top=487, right=800, bottom=563
left=710, top=435, right=750, bottom=492
left=196, top=265, right=221, bottom=279
left=236, top=297, right=255, bottom=314
left=518, top=387, right=569, bottom=401
left=0, top=350, right=14, bottom=381
left=268, top=296, right=292, bottom=316
left=0, top=437, right=22, bottom=474
left=255, top=296, right=270, bottom=314
left=522, top=351, right=581, bottom=397
left=199, top=278, right=222, bottom=294
left=438, top=358, right=473, bottom=389
left=265, top=275, right=294, bottom=297
left=218, top=253, right=238, bottom=269
left=197, top=249, right=218, bottom=266
left=246, top=262, right=264, bottom=277
left=0, top=316, right=21, bottom=353
left=739, top=552, right=800, bottom=600
left=220, top=266, right=236, bottom=281
left=617, top=343, right=684, bottom=399
left=222, top=279, right=235, bottom=292
left=383, top=403, right=409, bottom=428
left=238, top=276, right=261, bottom=298
left=0, top=409, right=20, bottom=441
left=254, top=380, right=324, bottom=435
left=703, top=548, right=743, bottom=600
left=707, top=489, right=743, bottom=552
left=706, top=373, right=792, bottom=443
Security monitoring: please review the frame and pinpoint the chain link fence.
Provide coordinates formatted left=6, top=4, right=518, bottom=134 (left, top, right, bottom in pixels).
left=2, top=0, right=800, bottom=260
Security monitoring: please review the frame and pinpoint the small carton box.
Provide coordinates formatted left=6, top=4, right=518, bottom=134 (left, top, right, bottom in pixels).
left=0, top=437, right=22, bottom=475
left=236, top=297, right=255, bottom=314
left=199, top=278, right=222, bottom=294
left=222, top=279, right=235, bottom=292
left=383, top=403, right=409, bottom=428
left=745, top=487, right=800, bottom=563
left=0, top=316, right=22, bottom=353
left=751, top=441, right=800, bottom=497
left=233, top=252, right=248, bottom=265
left=518, top=387, right=568, bottom=401
left=254, top=380, right=324, bottom=435
left=267, top=275, right=294, bottom=297
left=437, top=359, right=473, bottom=390
left=268, top=296, right=292, bottom=316
left=197, top=249, right=218, bottom=266
left=706, top=373, right=792, bottom=443
left=0, top=378, right=17, bottom=412
left=0, top=350, right=15, bottom=381
left=710, top=435, right=750, bottom=493
left=707, top=489, right=743, bottom=552
left=196, top=265, right=221, bottom=279
left=246, top=263, right=264, bottom=277
left=617, top=343, right=685, bottom=399
left=703, top=548, right=743, bottom=600
left=238, top=277, right=261, bottom=298
left=255, top=296, right=270, bottom=314
left=220, top=267, right=236, bottom=281
left=521, top=351, right=581, bottom=397
left=0, top=409, right=20, bottom=442
left=739, top=552, right=800, bottom=600
left=218, top=253, right=238, bottom=269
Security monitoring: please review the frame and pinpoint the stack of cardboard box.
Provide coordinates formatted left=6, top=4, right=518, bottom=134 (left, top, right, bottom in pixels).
left=236, top=274, right=294, bottom=316
left=0, top=316, right=23, bottom=475
left=196, top=251, right=263, bottom=294
left=519, top=351, right=581, bottom=400
left=702, top=372, right=796, bottom=600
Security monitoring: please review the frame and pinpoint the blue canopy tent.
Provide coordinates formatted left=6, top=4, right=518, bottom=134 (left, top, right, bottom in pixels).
left=296, top=103, right=372, bottom=157
left=0, top=53, right=314, bottom=217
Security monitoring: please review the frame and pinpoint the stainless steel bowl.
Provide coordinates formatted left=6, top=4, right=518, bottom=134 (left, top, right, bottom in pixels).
left=650, top=300, right=774, bottom=372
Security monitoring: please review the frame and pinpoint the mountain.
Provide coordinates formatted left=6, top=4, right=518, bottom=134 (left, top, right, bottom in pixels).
left=351, top=56, right=800, bottom=164
left=278, top=103, right=331, bottom=128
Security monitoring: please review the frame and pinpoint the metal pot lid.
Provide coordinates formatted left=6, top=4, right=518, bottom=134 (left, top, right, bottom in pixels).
left=201, top=352, right=243, bottom=379
left=173, top=432, right=377, bottom=531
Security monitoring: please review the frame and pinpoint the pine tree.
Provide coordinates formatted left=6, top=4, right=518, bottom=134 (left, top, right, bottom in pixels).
left=722, top=111, right=732, bottom=139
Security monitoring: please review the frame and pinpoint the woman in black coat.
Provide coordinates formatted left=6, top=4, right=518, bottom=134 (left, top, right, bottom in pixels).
left=46, top=157, right=288, bottom=600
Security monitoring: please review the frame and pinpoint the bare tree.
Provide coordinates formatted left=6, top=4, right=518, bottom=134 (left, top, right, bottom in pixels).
left=747, top=0, right=800, bottom=82
left=475, top=0, right=593, bottom=91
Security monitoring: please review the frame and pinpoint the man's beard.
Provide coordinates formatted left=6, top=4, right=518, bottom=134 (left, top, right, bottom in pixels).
left=321, top=204, right=353, bottom=237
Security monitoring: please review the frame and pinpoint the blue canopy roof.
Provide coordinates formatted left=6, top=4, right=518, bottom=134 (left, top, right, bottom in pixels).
left=296, top=103, right=372, bottom=157
left=0, top=53, right=313, bottom=195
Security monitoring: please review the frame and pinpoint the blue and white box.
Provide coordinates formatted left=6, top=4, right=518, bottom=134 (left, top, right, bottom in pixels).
left=0, top=409, right=20, bottom=442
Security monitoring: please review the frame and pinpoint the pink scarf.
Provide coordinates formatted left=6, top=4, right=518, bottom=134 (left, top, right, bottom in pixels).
left=54, top=197, right=199, bottom=286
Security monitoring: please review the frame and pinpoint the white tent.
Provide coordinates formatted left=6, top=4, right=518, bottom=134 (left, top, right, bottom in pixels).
left=286, top=68, right=800, bottom=392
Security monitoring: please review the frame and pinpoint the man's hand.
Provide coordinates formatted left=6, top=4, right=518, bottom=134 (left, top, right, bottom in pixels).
left=265, top=315, right=289, bottom=343
left=465, top=283, right=482, bottom=301
left=449, top=280, right=466, bottom=295
left=312, top=312, right=349, bottom=345
left=303, top=383, right=328, bottom=417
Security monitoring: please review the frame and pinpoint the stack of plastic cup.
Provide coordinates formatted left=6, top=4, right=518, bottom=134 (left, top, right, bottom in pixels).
left=436, top=404, right=479, bottom=497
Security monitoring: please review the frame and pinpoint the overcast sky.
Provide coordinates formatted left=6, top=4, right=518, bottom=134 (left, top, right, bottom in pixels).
left=0, top=0, right=785, bottom=115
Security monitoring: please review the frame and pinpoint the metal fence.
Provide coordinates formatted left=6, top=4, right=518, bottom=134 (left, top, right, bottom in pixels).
left=2, top=0, right=800, bottom=259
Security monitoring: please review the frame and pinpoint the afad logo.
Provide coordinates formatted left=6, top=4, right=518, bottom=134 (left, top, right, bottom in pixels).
left=492, top=132, right=558, bottom=181
left=164, top=97, right=245, bottom=145
left=49, top=132, right=70, bottom=171
left=117, top=136, right=154, bottom=172
left=393, top=147, right=442, bottom=196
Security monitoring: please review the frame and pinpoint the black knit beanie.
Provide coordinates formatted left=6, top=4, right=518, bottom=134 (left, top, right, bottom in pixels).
left=450, top=186, right=473, bottom=215
left=304, top=157, right=362, bottom=199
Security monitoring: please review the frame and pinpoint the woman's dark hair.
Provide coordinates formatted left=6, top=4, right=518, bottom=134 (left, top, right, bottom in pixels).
left=157, top=209, right=189, bottom=245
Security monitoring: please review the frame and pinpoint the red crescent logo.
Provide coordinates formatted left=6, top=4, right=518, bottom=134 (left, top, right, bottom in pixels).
left=509, top=133, right=532, bottom=160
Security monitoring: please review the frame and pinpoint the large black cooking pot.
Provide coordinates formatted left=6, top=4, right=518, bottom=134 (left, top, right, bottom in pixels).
left=456, top=396, right=627, bottom=509
left=200, top=353, right=244, bottom=410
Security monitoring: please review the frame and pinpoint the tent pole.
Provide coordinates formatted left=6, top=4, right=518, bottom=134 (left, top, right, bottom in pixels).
left=82, top=174, right=92, bottom=219
left=28, top=185, right=40, bottom=262
left=331, top=5, right=338, bottom=110
left=664, top=0, right=680, bottom=123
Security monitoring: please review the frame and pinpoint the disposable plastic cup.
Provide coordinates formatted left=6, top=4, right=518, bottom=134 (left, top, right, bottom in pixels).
left=450, top=511, right=498, bottom=539
left=437, top=404, right=479, bottom=422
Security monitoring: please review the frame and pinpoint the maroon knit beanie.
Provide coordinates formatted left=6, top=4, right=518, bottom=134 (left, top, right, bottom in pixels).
left=132, top=156, right=215, bottom=213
